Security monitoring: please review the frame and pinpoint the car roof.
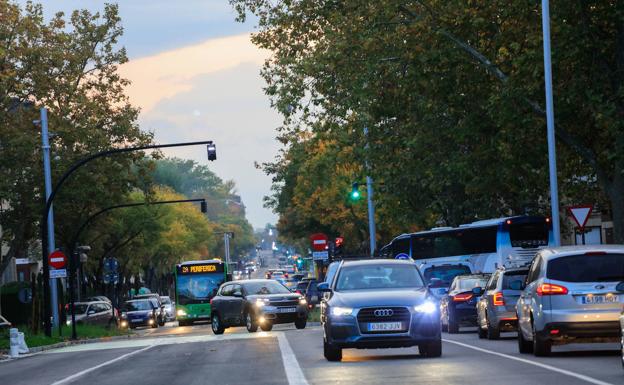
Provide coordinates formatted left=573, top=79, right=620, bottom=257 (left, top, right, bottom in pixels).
left=340, top=258, right=417, bottom=267
left=125, top=298, right=152, bottom=303
left=74, top=301, right=107, bottom=305
left=501, top=267, right=529, bottom=274
left=537, top=245, right=624, bottom=260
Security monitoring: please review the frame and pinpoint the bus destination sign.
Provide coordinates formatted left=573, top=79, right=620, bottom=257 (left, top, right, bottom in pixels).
left=177, top=263, right=224, bottom=275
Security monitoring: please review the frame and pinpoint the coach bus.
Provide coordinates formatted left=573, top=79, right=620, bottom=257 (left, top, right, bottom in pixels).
left=380, top=216, right=554, bottom=283
left=174, top=259, right=227, bottom=326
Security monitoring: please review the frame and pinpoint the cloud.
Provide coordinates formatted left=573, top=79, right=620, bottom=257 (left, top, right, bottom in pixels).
left=119, top=34, right=280, bottom=228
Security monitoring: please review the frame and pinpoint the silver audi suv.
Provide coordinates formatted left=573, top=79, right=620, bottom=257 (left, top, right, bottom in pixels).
left=319, top=259, right=441, bottom=361
left=516, top=245, right=624, bottom=356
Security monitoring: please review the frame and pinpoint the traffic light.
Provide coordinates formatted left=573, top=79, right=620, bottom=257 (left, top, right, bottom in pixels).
left=207, top=141, right=217, bottom=161
left=350, top=182, right=360, bottom=200
left=296, top=257, right=304, bottom=269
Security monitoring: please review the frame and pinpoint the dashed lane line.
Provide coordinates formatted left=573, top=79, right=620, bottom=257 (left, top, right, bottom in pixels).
left=277, top=332, right=309, bottom=385
left=443, top=339, right=614, bottom=385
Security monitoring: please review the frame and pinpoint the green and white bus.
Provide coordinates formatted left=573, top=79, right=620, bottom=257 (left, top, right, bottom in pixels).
left=175, top=259, right=227, bottom=326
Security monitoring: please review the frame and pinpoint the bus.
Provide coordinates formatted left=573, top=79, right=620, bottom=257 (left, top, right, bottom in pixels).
left=380, top=216, right=554, bottom=283
left=174, top=259, right=227, bottom=326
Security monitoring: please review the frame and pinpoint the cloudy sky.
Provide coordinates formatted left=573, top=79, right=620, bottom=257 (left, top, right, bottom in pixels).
left=20, top=0, right=281, bottom=228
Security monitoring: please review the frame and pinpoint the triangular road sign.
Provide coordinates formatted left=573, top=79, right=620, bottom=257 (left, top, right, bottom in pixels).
left=567, top=205, right=593, bottom=230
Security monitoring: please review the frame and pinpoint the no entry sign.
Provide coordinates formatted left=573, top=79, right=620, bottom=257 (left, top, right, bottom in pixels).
left=48, top=250, right=67, bottom=269
left=310, top=233, right=328, bottom=252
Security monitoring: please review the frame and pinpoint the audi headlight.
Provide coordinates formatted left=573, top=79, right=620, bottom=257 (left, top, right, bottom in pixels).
left=331, top=307, right=353, bottom=316
left=414, top=301, right=437, bottom=314
left=177, top=309, right=187, bottom=317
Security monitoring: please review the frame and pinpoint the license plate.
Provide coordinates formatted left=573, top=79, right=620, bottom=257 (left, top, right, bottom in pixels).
left=580, top=295, right=619, bottom=304
left=367, top=322, right=403, bottom=332
left=130, top=319, right=143, bottom=323
left=277, top=307, right=296, bottom=313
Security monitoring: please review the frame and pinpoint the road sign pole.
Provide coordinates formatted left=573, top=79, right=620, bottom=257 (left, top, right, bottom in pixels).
left=40, top=107, right=60, bottom=332
left=363, top=127, right=377, bottom=257
left=70, top=250, right=77, bottom=340
left=542, top=0, right=561, bottom=246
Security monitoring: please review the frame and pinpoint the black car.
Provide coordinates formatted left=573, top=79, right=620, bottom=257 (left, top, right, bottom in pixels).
left=210, top=279, right=308, bottom=334
left=120, top=299, right=161, bottom=329
left=319, top=259, right=441, bottom=361
left=134, top=293, right=166, bottom=326
left=440, top=274, right=490, bottom=333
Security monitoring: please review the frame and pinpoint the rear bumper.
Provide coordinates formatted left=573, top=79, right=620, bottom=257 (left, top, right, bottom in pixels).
left=539, top=321, right=621, bottom=343
left=451, top=305, right=478, bottom=325
left=490, top=310, right=518, bottom=331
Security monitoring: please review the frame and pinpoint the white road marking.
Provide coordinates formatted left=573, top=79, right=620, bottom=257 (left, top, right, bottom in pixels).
left=443, top=339, right=614, bottom=385
left=277, top=332, right=309, bottom=385
left=50, top=344, right=155, bottom=385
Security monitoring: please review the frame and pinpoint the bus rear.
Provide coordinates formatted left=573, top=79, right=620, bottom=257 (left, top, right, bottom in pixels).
left=496, top=216, right=554, bottom=268
left=175, top=260, right=227, bottom=326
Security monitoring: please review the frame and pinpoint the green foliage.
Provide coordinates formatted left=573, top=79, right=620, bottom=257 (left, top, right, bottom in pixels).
left=231, top=0, right=624, bottom=245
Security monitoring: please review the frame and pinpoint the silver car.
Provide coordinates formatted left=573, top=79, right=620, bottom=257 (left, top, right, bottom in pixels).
left=516, top=245, right=624, bottom=356
left=477, top=267, right=528, bottom=339
left=160, top=296, right=176, bottom=321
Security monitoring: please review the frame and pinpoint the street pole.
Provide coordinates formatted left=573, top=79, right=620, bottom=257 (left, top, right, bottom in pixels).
left=224, top=233, right=231, bottom=269
left=40, top=107, right=60, bottom=332
left=363, top=127, right=377, bottom=257
left=541, top=0, right=561, bottom=246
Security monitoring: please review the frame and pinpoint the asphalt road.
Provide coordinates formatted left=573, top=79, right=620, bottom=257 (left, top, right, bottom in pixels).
left=1, top=322, right=621, bottom=385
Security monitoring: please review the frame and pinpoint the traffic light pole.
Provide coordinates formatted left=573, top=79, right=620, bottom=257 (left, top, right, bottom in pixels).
left=41, top=139, right=215, bottom=337
left=364, top=127, right=377, bottom=257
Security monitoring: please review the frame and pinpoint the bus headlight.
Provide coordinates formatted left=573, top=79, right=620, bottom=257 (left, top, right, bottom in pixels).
left=414, top=301, right=437, bottom=314
left=177, top=309, right=187, bottom=317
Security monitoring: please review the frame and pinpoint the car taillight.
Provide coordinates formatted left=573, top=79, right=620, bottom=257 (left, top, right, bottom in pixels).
left=284, top=273, right=289, bottom=278
left=537, top=283, right=568, bottom=296
left=452, top=293, right=473, bottom=302
left=493, top=292, right=505, bottom=306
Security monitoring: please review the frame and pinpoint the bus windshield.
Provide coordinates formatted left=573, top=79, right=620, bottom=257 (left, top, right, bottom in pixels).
left=177, top=272, right=224, bottom=305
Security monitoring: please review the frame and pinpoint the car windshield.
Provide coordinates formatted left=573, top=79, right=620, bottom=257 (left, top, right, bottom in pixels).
left=244, top=281, right=291, bottom=295
left=123, top=300, right=153, bottom=311
left=335, top=264, right=424, bottom=291
left=423, top=265, right=471, bottom=286
left=456, top=277, right=489, bottom=291
left=547, top=253, right=624, bottom=282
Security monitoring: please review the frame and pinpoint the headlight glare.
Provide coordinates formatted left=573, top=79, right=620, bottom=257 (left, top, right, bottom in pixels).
left=414, top=301, right=437, bottom=314
left=299, top=298, right=307, bottom=305
left=331, top=306, right=353, bottom=316
left=177, top=309, right=187, bottom=317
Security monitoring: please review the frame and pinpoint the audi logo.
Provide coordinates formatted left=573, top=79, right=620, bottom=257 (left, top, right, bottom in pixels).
left=374, top=309, right=394, bottom=317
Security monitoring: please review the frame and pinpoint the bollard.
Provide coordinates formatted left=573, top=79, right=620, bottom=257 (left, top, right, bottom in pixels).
left=9, top=328, right=19, bottom=358
left=18, top=331, right=29, bottom=354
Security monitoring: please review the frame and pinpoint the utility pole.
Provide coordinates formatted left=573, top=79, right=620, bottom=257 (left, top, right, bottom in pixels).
left=541, top=0, right=561, bottom=246
left=224, top=232, right=232, bottom=268
left=363, top=127, right=377, bottom=257
left=39, top=108, right=60, bottom=331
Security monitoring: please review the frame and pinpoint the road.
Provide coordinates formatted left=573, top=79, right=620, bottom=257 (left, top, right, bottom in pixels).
left=1, top=322, right=621, bottom=385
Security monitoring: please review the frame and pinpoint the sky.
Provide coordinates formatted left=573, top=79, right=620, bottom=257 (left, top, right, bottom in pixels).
left=18, top=0, right=281, bottom=229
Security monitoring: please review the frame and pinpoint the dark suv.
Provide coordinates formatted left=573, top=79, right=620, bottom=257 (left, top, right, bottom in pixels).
left=319, top=259, right=441, bottom=361
left=440, top=274, right=490, bottom=333
left=210, top=279, right=308, bottom=334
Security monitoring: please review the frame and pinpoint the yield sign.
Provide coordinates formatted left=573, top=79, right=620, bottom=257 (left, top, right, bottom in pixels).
left=567, top=205, right=593, bottom=230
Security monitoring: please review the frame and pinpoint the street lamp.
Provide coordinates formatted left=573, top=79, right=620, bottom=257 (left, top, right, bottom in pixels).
left=41, top=138, right=216, bottom=337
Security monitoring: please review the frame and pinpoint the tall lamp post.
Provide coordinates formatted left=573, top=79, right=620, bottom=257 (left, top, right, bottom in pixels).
left=41, top=138, right=216, bottom=337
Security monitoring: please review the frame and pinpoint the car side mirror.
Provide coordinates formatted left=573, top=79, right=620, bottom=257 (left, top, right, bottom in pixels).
left=509, top=280, right=525, bottom=291
left=317, top=282, right=331, bottom=292
left=472, top=287, right=484, bottom=296
left=616, top=281, right=624, bottom=293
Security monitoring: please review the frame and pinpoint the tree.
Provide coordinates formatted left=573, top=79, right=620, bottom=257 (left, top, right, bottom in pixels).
left=0, top=1, right=152, bottom=279
left=231, top=0, right=624, bottom=243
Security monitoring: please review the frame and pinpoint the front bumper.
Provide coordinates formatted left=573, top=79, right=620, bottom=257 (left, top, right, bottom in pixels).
left=255, top=304, right=308, bottom=324
left=123, top=317, right=155, bottom=327
left=325, top=311, right=440, bottom=349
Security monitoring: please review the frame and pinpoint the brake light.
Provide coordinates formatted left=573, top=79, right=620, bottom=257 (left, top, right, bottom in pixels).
left=452, top=293, right=473, bottom=302
left=295, top=290, right=302, bottom=295
left=284, top=273, right=289, bottom=278
left=537, top=283, right=568, bottom=296
left=493, top=292, right=505, bottom=306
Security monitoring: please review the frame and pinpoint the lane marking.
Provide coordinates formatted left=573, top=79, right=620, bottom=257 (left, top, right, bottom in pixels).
left=50, top=345, right=154, bottom=385
left=443, top=339, right=614, bottom=385
left=277, top=332, right=309, bottom=385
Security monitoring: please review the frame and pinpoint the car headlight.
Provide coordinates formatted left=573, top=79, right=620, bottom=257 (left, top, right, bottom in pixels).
left=331, top=306, right=353, bottom=316
left=414, top=301, right=437, bottom=314
left=177, top=309, right=187, bottom=317
left=66, top=320, right=72, bottom=326
left=121, top=312, right=127, bottom=319
left=255, top=299, right=269, bottom=308
left=299, top=298, right=307, bottom=305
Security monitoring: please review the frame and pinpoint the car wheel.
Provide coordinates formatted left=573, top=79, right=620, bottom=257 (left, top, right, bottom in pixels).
left=260, top=322, right=273, bottom=332
left=323, top=339, right=342, bottom=362
left=447, top=313, right=459, bottom=334
left=486, top=317, right=500, bottom=340
left=477, top=324, right=487, bottom=339
left=517, top=326, right=533, bottom=354
left=419, top=338, right=442, bottom=358
left=532, top=326, right=551, bottom=357
left=211, top=313, right=225, bottom=335
left=294, top=318, right=307, bottom=329
left=245, top=312, right=258, bottom=333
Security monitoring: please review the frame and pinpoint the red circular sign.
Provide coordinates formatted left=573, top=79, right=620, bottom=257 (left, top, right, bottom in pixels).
left=48, top=250, right=67, bottom=269
left=310, top=233, right=328, bottom=252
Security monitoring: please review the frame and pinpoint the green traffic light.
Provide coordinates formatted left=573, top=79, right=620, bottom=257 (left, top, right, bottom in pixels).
left=351, top=190, right=360, bottom=199
left=350, top=182, right=360, bottom=200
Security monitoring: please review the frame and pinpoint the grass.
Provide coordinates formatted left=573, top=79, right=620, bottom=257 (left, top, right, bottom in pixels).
left=0, top=323, right=127, bottom=350
left=307, top=307, right=321, bottom=322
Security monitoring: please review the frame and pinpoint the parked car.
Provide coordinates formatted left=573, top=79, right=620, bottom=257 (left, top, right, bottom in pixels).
left=66, top=301, right=117, bottom=328
left=440, top=274, right=490, bottom=333
left=476, top=267, right=529, bottom=339
left=517, top=246, right=624, bottom=356
left=85, top=295, right=112, bottom=304
left=134, top=293, right=166, bottom=326
left=160, top=296, right=176, bottom=321
left=120, top=299, right=161, bottom=329
left=210, top=279, right=308, bottom=334
left=319, top=259, right=441, bottom=361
